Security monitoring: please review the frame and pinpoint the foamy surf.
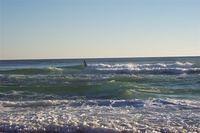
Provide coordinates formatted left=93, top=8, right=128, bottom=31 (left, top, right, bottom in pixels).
left=0, top=99, right=199, bottom=132
left=89, top=62, right=200, bottom=75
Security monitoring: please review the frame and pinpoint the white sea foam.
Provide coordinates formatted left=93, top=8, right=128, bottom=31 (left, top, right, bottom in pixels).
left=88, top=62, right=200, bottom=75
left=91, top=61, right=194, bottom=69
left=175, top=61, right=193, bottom=66
left=1, top=100, right=68, bottom=108
left=0, top=99, right=199, bottom=132
left=48, top=67, right=63, bottom=71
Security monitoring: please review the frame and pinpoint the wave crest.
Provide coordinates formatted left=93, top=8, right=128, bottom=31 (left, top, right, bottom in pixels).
left=88, top=62, right=199, bottom=75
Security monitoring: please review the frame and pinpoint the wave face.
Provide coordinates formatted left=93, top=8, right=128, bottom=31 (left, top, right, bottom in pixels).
left=0, top=57, right=200, bottom=132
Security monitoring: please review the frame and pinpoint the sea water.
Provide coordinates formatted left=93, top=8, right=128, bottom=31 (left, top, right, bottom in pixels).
left=0, top=57, right=200, bottom=132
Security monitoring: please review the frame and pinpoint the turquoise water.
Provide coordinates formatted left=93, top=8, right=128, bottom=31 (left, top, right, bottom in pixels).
left=0, top=57, right=200, bottom=132
left=0, top=57, right=200, bottom=100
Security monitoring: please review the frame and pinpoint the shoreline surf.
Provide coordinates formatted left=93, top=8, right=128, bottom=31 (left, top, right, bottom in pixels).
left=0, top=57, right=200, bottom=132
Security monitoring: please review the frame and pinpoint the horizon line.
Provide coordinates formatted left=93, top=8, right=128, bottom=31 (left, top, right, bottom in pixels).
left=0, top=55, right=199, bottom=61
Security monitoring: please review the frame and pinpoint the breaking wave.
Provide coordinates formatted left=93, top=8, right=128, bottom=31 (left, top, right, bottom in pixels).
left=89, top=62, right=200, bottom=75
left=0, top=61, right=199, bottom=75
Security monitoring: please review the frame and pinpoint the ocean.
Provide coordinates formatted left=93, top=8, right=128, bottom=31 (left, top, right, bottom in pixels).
left=0, top=56, right=200, bottom=132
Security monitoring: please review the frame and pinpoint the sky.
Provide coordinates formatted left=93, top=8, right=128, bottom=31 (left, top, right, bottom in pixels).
left=0, top=0, right=200, bottom=60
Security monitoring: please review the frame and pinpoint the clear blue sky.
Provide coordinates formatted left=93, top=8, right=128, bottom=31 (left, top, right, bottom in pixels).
left=0, top=0, right=200, bottom=59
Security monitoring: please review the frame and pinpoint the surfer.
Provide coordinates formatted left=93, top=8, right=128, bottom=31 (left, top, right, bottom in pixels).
left=83, top=60, right=87, bottom=67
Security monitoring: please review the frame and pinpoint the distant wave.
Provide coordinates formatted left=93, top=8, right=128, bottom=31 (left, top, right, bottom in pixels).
left=0, top=61, right=199, bottom=75
left=0, top=65, right=87, bottom=75
left=93, top=67, right=200, bottom=75
left=88, top=62, right=200, bottom=75
left=48, top=66, right=63, bottom=71
left=90, top=61, right=194, bottom=68
left=0, top=67, right=65, bottom=75
left=175, top=61, right=193, bottom=66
